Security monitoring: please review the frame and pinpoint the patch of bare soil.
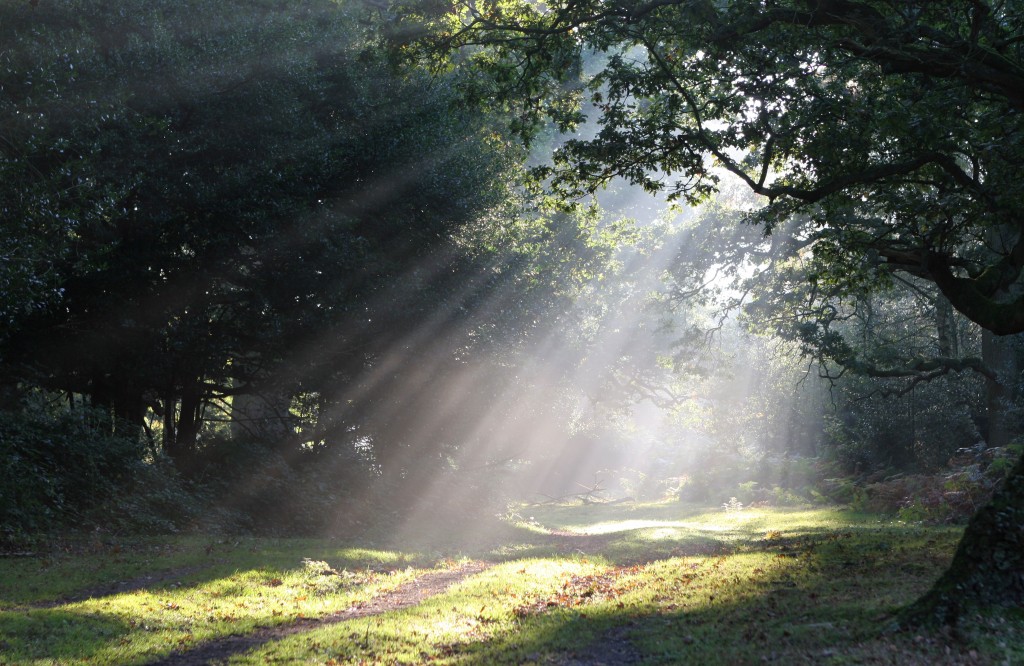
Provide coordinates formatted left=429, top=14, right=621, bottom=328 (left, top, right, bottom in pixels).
left=144, top=560, right=493, bottom=666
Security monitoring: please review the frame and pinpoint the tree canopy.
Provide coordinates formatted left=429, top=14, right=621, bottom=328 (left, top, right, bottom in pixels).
left=0, top=0, right=528, bottom=458
left=408, top=0, right=1024, bottom=336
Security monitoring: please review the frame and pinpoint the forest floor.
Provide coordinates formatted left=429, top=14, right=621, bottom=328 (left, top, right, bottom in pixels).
left=0, top=501, right=1021, bottom=665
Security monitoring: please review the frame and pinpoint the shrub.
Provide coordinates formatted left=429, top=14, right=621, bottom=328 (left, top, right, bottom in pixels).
left=99, top=457, right=207, bottom=534
left=0, top=406, right=144, bottom=541
left=812, top=477, right=858, bottom=504
left=852, top=446, right=1020, bottom=523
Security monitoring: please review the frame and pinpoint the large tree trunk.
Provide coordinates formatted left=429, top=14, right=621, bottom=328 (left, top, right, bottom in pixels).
left=903, top=452, right=1024, bottom=625
left=904, top=235, right=1024, bottom=626
left=981, top=329, right=1017, bottom=448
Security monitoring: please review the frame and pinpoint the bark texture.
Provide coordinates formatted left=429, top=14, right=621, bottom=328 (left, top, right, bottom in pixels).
left=904, top=452, right=1024, bottom=625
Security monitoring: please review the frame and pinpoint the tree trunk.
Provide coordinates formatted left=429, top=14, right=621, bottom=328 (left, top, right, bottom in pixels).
left=903, top=452, right=1024, bottom=625
left=935, top=294, right=958, bottom=358
left=981, top=330, right=1018, bottom=448
left=167, top=386, right=203, bottom=468
left=904, top=234, right=1024, bottom=626
left=161, top=393, right=178, bottom=457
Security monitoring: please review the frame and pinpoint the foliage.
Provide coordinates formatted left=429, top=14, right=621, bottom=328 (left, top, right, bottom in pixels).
left=180, top=434, right=384, bottom=536
left=854, top=445, right=1022, bottom=523
left=0, top=408, right=388, bottom=540
left=0, top=405, right=143, bottom=541
left=0, top=0, right=523, bottom=463
left=823, top=371, right=986, bottom=474
left=409, top=19, right=1024, bottom=610
left=415, top=0, right=1024, bottom=336
left=607, top=326, right=834, bottom=505
left=97, top=456, right=207, bottom=535
left=0, top=0, right=649, bottom=502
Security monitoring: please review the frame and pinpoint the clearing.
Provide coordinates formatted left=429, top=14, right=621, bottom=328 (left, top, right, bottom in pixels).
left=0, top=502, right=1020, bottom=665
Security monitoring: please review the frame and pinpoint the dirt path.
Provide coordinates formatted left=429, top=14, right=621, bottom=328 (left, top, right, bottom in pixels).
left=144, top=560, right=493, bottom=666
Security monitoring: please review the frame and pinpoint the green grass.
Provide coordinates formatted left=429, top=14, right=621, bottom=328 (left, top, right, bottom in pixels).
left=1, top=502, right=1020, bottom=665
left=0, top=537, right=427, bottom=608
left=0, top=541, right=444, bottom=664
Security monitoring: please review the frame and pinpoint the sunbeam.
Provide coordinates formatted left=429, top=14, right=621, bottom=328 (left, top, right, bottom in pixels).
left=5, top=2, right=1024, bottom=662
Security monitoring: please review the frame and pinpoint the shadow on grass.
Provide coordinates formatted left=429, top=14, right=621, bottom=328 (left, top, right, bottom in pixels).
left=0, top=507, right=973, bottom=665
left=0, top=608, right=130, bottom=663
left=501, top=586, right=976, bottom=664
left=284, top=516, right=963, bottom=665
left=0, top=536, right=447, bottom=609
left=439, top=521, right=970, bottom=665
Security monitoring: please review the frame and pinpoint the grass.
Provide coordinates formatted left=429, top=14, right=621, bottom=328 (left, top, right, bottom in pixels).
left=1, top=502, right=1021, bottom=665
left=0, top=537, right=427, bottom=607
left=0, top=540, right=443, bottom=664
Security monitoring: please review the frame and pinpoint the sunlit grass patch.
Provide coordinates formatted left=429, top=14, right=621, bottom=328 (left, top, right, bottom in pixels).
left=231, top=557, right=607, bottom=664
left=225, top=507, right=968, bottom=665
left=519, top=498, right=698, bottom=530
left=509, top=502, right=897, bottom=567
left=524, top=501, right=871, bottom=537
left=0, top=503, right=994, bottom=665
left=592, top=522, right=967, bottom=664
left=0, top=537, right=421, bottom=610
left=0, top=545, right=439, bottom=665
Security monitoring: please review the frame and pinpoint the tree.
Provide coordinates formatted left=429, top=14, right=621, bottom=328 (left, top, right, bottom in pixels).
left=279, top=200, right=637, bottom=506
left=407, top=0, right=1024, bottom=624
left=0, top=0, right=521, bottom=465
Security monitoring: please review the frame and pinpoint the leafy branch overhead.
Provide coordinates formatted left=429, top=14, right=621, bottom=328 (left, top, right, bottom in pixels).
left=409, top=0, right=1024, bottom=335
